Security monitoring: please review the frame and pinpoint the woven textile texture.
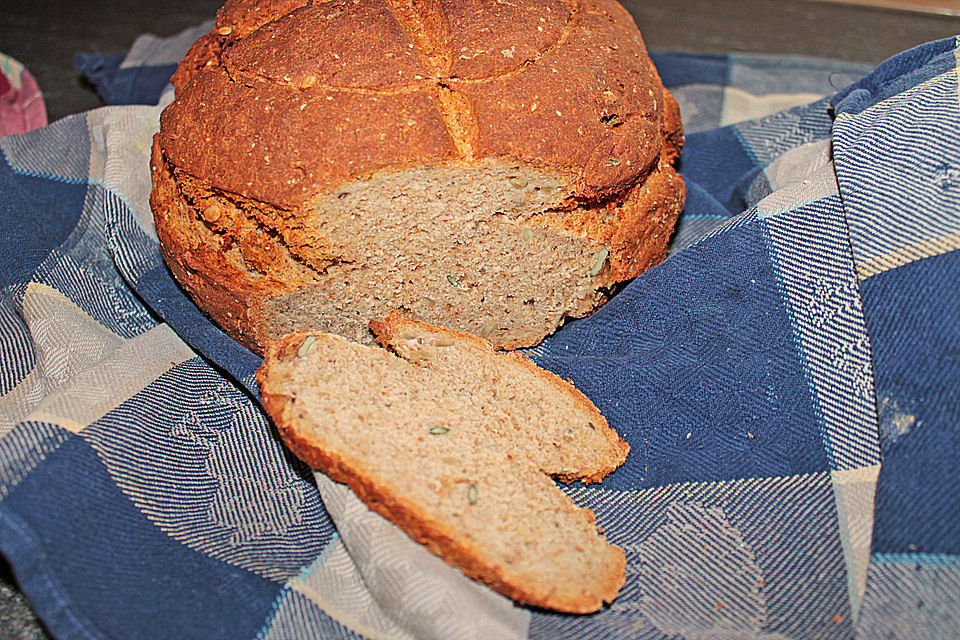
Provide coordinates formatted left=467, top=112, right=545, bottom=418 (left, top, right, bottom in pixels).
left=0, top=22, right=957, bottom=640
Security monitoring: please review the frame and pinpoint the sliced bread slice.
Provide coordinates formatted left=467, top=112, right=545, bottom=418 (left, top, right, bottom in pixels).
left=257, top=311, right=629, bottom=613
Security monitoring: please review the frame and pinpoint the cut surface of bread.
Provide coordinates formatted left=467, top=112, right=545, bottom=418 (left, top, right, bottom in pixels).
left=151, top=0, right=686, bottom=355
left=257, top=311, right=629, bottom=613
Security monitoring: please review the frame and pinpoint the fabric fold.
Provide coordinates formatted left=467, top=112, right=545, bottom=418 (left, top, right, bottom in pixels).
left=0, top=22, right=956, bottom=640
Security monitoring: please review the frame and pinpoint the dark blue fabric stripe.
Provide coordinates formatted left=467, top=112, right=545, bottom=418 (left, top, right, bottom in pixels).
left=649, top=51, right=731, bottom=89
left=82, top=357, right=334, bottom=577
left=0, top=507, right=109, bottom=640
left=863, top=250, right=960, bottom=556
left=103, top=198, right=263, bottom=394
left=532, top=213, right=828, bottom=489
left=0, top=298, right=34, bottom=396
left=679, top=125, right=762, bottom=215
left=133, top=260, right=263, bottom=397
left=74, top=53, right=176, bottom=107
left=0, top=434, right=281, bottom=640
left=0, top=151, right=87, bottom=290
left=679, top=178, right=744, bottom=224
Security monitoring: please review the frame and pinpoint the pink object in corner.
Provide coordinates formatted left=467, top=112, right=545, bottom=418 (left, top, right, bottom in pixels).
left=0, top=53, right=48, bottom=136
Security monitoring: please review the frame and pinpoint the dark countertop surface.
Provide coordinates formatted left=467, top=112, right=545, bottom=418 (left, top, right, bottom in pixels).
left=0, top=1, right=958, bottom=638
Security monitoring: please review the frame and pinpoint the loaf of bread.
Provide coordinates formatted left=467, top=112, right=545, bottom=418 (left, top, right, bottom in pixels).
left=150, top=0, right=685, bottom=354
left=257, top=310, right=629, bottom=612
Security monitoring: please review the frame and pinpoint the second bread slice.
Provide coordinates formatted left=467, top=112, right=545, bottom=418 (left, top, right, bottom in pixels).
left=257, top=311, right=629, bottom=613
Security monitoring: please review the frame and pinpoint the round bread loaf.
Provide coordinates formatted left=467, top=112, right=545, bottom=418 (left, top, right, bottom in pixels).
left=150, top=0, right=685, bottom=354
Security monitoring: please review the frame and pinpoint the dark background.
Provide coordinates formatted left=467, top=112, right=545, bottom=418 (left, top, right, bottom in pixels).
left=0, top=0, right=958, bottom=638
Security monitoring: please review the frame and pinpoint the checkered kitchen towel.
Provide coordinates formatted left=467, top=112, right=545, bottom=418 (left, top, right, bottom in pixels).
left=1, top=19, right=957, bottom=639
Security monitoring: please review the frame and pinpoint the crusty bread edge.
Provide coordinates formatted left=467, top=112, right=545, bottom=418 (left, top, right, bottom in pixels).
left=256, top=331, right=627, bottom=614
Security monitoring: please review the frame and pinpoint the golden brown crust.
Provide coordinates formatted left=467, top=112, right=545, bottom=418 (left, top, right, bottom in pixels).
left=169, top=30, right=222, bottom=93
left=458, top=2, right=667, bottom=200
left=171, top=0, right=315, bottom=93
left=158, top=0, right=681, bottom=204
left=223, top=2, right=427, bottom=90
left=256, top=321, right=628, bottom=613
left=150, top=136, right=295, bottom=351
left=217, top=0, right=312, bottom=39
left=159, top=66, right=457, bottom=207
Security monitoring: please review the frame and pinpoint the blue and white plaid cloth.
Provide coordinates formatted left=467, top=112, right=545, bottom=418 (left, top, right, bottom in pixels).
left=1, top=23, right=957, bottom=639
